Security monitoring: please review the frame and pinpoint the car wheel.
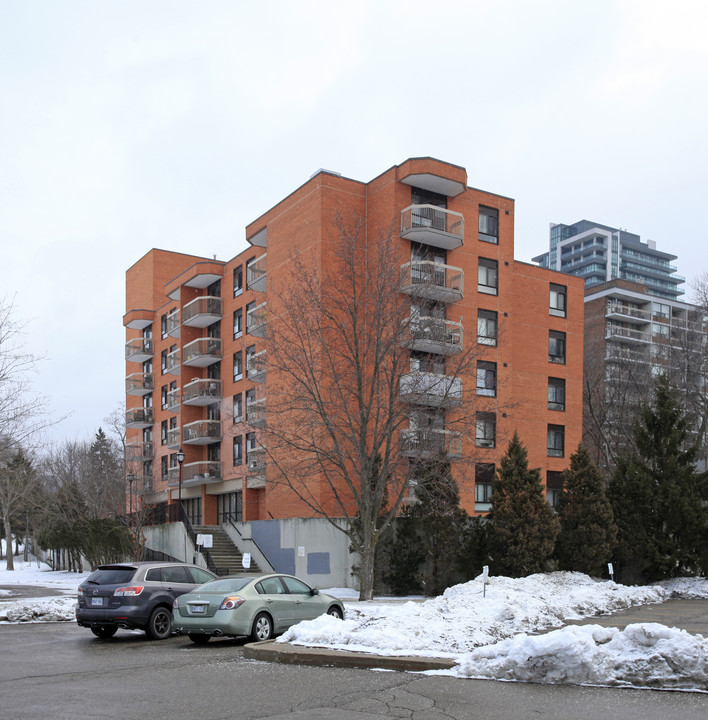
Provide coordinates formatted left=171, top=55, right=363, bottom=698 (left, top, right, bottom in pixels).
left=251, top=612, right=273, bottom=642
left=188, top=633, right=210, bottom=645
left=146, top=607, right=172, bottom=640
left=327, top=606, right=344, bottom=620
left=91, top=625, right=118, bottom=639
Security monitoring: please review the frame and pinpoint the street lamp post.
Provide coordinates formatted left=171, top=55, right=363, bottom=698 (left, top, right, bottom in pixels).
left=176, top=448, right=185, bottom=504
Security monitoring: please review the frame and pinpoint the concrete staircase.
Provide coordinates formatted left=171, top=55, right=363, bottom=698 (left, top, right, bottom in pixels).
left=192, top=524, right=261, bottom=576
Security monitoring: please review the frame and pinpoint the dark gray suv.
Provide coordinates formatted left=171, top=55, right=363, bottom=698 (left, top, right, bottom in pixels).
left=76, top=561, right=216, bottom=640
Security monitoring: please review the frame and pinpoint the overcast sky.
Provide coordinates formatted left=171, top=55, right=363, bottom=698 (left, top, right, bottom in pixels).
left=2, top=0, right=707, bottom=445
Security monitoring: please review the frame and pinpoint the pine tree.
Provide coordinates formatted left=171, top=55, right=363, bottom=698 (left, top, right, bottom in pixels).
left=489, top=431, right=560, bottom=577
left=556, top=445, right=617, bottom=577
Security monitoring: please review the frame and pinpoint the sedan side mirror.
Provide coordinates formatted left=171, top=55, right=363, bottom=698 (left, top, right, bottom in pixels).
left=310, top=588, right=319, bottom=596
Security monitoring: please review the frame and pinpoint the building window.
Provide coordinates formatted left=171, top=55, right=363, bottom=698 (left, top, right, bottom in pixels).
left=475, top=412, right=496, bottom=448
left=652, top=322, right=669, bottom=339
left=233, top=436, right=243, bottom=466
left=546, top=471, right=563, bottom=508
left=161, top=420, right=168, bottom=446
left=550, top=283, right=567, bottom=317
left=233, top=393, right=242, bottom=423
left=477, top=361, right=497, bottom=397
left=549, top=330, right=566, bottom=364
left=478, top=206, right=499, bottom=244
left=160, top=313, right=168, bottom=340
left=233, top=265, right=243, bottom=297
left=161, top=349, right=168, bottom=375
left=233, top=351, right=243, bottom=382
left=652, top=302, right=670, bottom=319
left=233, top=308, right=243, bottom=340
left=478, top=258, right=498, bottom=295
left=161, top=385, right=168, bottom=410
left=548, top=377, right=566, bottom=411
left=475, top=463, right=495, bottom=512
left=161, top=455, right=168, bottom=481
left=477, top=309, right=497, bottom=346
left=547, top=424, right=565, bottom=457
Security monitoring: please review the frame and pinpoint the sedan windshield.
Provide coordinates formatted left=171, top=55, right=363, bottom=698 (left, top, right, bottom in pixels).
left=197, top=577, right=252, bottom=594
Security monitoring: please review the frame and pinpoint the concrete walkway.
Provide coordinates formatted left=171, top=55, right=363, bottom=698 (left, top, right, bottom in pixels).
left=244, top=598, right=708, bottom=671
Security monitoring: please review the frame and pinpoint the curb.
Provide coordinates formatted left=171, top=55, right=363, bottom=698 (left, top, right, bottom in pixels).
left=243, top=639, right=456, bottom=672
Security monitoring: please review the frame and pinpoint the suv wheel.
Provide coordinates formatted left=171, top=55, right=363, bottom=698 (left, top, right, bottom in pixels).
left=146, top=607, right=172, bottom=640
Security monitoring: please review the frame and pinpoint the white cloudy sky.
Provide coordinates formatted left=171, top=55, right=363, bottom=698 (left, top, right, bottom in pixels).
left=1, top=0, right=707, bottom=444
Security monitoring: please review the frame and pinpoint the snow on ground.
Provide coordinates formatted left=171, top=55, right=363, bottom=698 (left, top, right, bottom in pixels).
left=1, top=553, right=707, bottom=691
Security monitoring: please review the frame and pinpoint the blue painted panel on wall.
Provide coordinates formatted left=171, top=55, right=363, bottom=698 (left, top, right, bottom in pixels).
left=250, top=520, right=295, bottom=575
left=307, top=552, right=330, bottom=575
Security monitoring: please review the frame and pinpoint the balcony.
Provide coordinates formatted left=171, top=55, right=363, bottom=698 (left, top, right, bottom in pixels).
left=400, top=261, right=464, bottom=304
left=125, top=408, right=154, bottom=429
left=247, top=447, right=266, bottom=488
left=183, top=419, right=221, bottom=445
left=126, top=441, right=154, bottom=462
left=166, top=387, right=181, bottom=412
left=126, top=373, right=154, bottom=396
left=182, top=378, right=222, bottom=406
left=182, top=296, right=223, bottom=328
left=125, top=337, right=154, bottom=363
left=606, top=301, right=651, bottom=324
left=400, top=428, right=462, bottom=459
left=247, top=302, right=267, bottom=338
left=182, top=337, right=222, bottom=367
left=247, top=349, right=267, bottom=383
left=400, top=205, right=464, bottom=250
left=166, top=310, right=181, bottom=338
left=399, top=372, right=462, bottom=408
left=166, top=426, right=181, bottom=449
left=606, top=325, right=649, bottom=343
left=404, top=317, right=463, bottom=355
left=247, top=254, right=267, bottom=293
left=166, top=349, right=181, bottom=374
left=182, top=461, right=222, bottom=485
left=247, top=397, right=266, bottom=428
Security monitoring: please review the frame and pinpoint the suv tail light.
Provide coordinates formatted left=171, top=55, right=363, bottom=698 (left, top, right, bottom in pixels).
left=114, top=586, right=144, bottom=596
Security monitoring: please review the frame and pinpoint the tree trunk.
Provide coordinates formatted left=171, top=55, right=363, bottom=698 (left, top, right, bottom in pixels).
left=358, top=543, right=376, bottom=601
left=4, top=516, right=14, bottom=571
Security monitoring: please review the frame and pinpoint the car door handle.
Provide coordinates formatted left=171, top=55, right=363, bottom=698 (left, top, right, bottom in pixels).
left=265, top=599, right=273, bottom=604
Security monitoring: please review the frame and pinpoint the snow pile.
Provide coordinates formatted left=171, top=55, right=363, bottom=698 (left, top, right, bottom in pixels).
left=0, top=598, right=78, bottom=623
left=283, top=572, right=669, bottom=657
left=453, top=623, right=708, bottom=691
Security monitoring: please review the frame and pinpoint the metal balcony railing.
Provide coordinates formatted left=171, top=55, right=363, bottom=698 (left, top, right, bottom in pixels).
left=247, top=302, right=267, bottom=338
left=247, top=254, right=267, bottom=293
left=400, top=204, right=464, bottom=250
left=183, top=419, right=221, bottom=445
left=182, top=296, right=223, bottom=328
left=125, top=337, right=154, bottom=363
left=400, top=260, right=464, bottom=304
left=404, top=316, right=463, bottom=355
left=399, top=372, right=462, bottom=408
left=400, top=428, right=462, bottom=459
left=182, top=338, right=222, bottom=367
left=182, top=378, right=222, bottom=406
left=126, top=373, right=154, bottom=396
left=125, top=408, right=154, bottom=428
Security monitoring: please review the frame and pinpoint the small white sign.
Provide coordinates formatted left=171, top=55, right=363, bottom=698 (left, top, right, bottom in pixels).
left=242, top=552, right=251, bottom=569
left=608, top=562, right=614, bottom=576
left=196, top=534, right=213, bottom=548
left=298, top=546, right=305, bottom=557
left=482, top=565, right=489, bottom=580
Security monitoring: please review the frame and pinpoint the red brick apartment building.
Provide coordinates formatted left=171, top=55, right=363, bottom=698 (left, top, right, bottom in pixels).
left=124, top=158, right=583, bottom=525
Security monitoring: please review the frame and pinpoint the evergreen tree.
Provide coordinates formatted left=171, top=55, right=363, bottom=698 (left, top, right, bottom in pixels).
left=383, top=511, right=425, bottom=595
left=609, top=375, right=708, bottom=582
left=489, top=431, right=560, bottom=577
left=555, top=445, right=617, bottom=576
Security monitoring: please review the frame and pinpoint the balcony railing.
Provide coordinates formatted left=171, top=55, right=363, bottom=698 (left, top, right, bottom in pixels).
left=166, top=387, right=181, bottom=412
left=182, top=296, right=223, bottom=328
left=399, top=261, right=464, bottom=304
left=400, top=428, right=462, bottom=459
left=606, top=301, right=651, bottom=323
left=166, top=310, right=181, bottom=338
left=183, top=419, right=221, bottom=445
left=182, top=461, right=222, bottom=485
left=166, top=349, right=181, bottom=374
left=125, top=408, right=154, bottom=428
left=247, top=349, right=267, bottom=383
left=125, top=337, right=154, bottom=363
left=399, top=372, right=462, bottom=408
left=404, top=316, right=463, bottom=355
left=247, top=446, right=266, bottom=488
left=126, top=373, right=154, bottom=396
left=126, top=441, right=154, bottom=462
left=166, top=426, right=181, bottom=448
left=400, top=204, right=464, bottom=250
left=606, top=325, right=649, bottom=343
left=182, top=337, right=222, bottom=367
left=247, top=302, right=267, bottom=338
left=247, top=254, right=267, bottom=293
left=182, top=378, right=222, bottom=406
left=247, top=398, right=266, bottom=428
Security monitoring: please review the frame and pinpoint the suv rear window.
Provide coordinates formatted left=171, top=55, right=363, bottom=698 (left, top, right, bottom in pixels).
left=88, top=567, right=137, bottom=585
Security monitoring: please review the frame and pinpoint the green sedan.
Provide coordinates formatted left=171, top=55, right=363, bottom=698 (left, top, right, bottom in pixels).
left=172, top=573, right=345, bottom=644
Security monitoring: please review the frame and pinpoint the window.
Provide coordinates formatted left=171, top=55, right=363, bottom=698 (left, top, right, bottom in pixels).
left=652, top=322, right=669, bottom=339
left=160, top=313, right=168, bottom=339
left=161, top=385, right=168, bottom=410
left=550, top=283, right=567, bottom=317
left=477, top=309, right=497, bottom=346
left=548, top=377, right=565, bottom=411
left=160, top=349, right=168, bottom=375
left=653, top=302, right=670, bottom=319
left=547, top=425, right=565, bottom=457
left=245, top=301, right=255, bottom=333
left=478, top=258, right=498, bottom=295
left=475, top=463, right=495, bottom=511
left=233, top=393, right=243, bottom=423
left=233, top=308, right=243, bottom=340
left=233, top=351, right=243, bottom=382
left=549, top=330, right=566, bottom=364
left=475, top=412, right=496, bottom=448
left=476, top=361, right=497, bottom=397
left=161, top=455, right=168, bottom=481
left=233, top=435, right=243, bottom=466
left=478, top=206, right=499, bottom=243
left=161, top=420, right=168, bottom=446
left=233, top=265, right=243, bottom=297
left=546, top=471, right=563, bottom=508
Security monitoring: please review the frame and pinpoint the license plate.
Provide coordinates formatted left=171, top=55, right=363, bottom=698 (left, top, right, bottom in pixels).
left=191, top=605, right=206, bottom=614
left=91, top=597, right=104, bottom=607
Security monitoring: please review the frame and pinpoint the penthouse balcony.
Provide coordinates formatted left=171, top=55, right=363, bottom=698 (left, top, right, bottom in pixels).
left=247, top=254, right=267, bottom=293
left=400, top=205, right=464, bottom=251
left=166, top=348, right=181, bottom=375
left=125, top=408, right=154, bottom=429
left=247, top=397, right=266, bottom=428
left=166, top=387, right=181, bottom=412
left=247, top=302, right=267, bottom=338
left=183, top=419, right=221, bottom=445
left=399, top=372, right=462, bottom=408
left=166, top=310, right=181, bottom=338
left=400, top=428, right=462, bottom=459
left=404, top=316, right=463, bottom=355
left=606, top=300, right=651, bottom=324
left=126, top=441, right=154, bottom=463
left=182, top=296, right=223, bottom=328
left=247, top=349, right=267, bottom=383
left=400, top=261, right=464, bottom=304
left=125, top=337, right=154, bottom=363
left=166, top=426, right=181, bottom=449
left=182, top=337, right=222, bottom=367
left=182, top=378, right=222, bottom=406
left=126, top=373, right=154, bottom=396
